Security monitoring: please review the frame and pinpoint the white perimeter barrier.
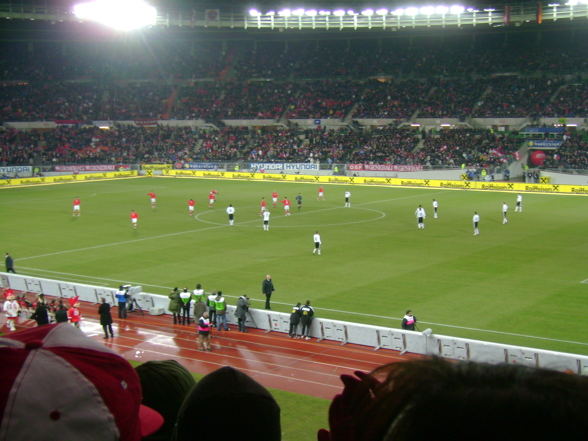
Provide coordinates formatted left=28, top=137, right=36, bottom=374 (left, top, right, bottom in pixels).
left=3, top=272, right=588, bottom=375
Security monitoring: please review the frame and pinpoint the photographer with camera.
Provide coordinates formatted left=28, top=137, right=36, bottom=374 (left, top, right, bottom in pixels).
left=235, top=295, right=250, bottom=333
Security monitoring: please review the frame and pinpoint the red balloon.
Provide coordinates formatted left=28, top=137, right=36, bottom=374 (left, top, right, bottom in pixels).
left=531, top=150, right=546, bottom=165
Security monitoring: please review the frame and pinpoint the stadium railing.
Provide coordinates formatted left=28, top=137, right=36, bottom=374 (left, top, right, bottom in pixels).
left=3, top=272, right=588, bottom=374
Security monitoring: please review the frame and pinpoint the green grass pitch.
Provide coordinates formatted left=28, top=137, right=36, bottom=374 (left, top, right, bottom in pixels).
left=3, top=176, right=588, bottom=355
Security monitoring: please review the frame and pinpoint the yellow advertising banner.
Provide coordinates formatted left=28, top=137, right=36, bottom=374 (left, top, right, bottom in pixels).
left=142, top=164, right=173, bottom=170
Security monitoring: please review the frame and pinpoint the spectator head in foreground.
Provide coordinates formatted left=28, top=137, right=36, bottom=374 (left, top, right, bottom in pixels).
left=174, top=366, right=281, bottom=441
left=0, top=323, right=163, bottom=441
left=135, top=360, right=196, bottom=441
left=318, top=356, right=588, bottom=441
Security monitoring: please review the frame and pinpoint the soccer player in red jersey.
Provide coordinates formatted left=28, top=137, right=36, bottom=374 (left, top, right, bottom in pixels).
left=188, top=198, right=195, bottom=216
left=147, top=192, right=156, bottom=208
left=73, top=197, right=81, bottom=216
left=131, top=210, right=139, bottom=229
left=281, top=197, right=291, bottom=216
left=209, top=191, right=217, bottom=208
left=272, top=191, right=278, bottom=207
left=317, top=186, right=325, bottom=201
left=260, top=197, right=267, bottom=216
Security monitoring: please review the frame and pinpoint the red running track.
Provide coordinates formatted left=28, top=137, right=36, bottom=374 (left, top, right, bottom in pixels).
left=2, top=296, right=417, bottom=400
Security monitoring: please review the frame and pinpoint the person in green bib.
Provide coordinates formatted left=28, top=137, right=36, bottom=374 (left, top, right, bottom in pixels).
left=215, top=291, right=230, bottom=331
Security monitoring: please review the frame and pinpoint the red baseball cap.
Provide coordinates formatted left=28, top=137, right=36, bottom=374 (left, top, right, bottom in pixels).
left=0, top=324, right=163, bottom=440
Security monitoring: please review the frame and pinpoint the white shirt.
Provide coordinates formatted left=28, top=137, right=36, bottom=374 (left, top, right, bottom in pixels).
left=263, top=211, right=271, bottom=221
left=517, top=195, right=522, bottom=202
left=226, top=206, right=235, bottom=215
left=3, top=299, right=19, bottom=318
left=433, top=200, right=438, bottom=208
left=502, top=204, right=508, bottom=213
left=473, top=214, right=480, bottom=223
left=415, top=208, right=426, bottom=218
left=314, top=234, right=321, bottom=244
left=345, top=191, right=351, bottom=198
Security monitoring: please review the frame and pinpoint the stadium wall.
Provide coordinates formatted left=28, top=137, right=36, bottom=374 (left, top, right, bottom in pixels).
left=3, top=272, right=588, bottom=374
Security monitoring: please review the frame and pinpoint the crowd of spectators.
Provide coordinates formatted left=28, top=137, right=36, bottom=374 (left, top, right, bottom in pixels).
left=472, top=77, right=562, bottom=118
left=2, top=75, right=586, bottom=122
left=284, top=80, right=359, bottom=119
left=419, top=128, right=522, bottom=168
left=353, top=79, right=428, bottom=119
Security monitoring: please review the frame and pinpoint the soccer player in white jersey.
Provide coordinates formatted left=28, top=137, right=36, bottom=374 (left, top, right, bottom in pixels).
left=473, top=212, right=480, bottom=235
left=432, top=199, right=438, bottom=218
left=415, top=205, right=426, bottom=229
left=344, top=190, right=351, bottom=207
left=515, top=193, right=523, bottom=212
left=226, top=204, right=235, bottom=226
left=313, top=231, right=321, bottom=255
left=502, top=202, right=508, bottom=224
left=262, top=210, right=271, bottom=231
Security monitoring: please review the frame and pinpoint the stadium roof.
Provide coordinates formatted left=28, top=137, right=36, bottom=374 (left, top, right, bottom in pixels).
left=0, top=1, right=587, bottom=30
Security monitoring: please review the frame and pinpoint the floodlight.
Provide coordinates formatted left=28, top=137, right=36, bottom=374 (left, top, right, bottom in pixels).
left=361, top=9, right=374, bottom=16
left=392, top=8, right=405, bottom=16
left=451, top=5, right=465, bottom=14
left=405, top=7, right=419, bottom=15
left=73, top=0, right=156, bottom=30
left=420, top=6, right=434, bottom=15
left=305, top=9, right=317, bottom=16
left=319, top=10, right=331, bottom=15
left=548, top=3, right=560, bottom=5
left=483, top=8, right=496, bottom=11
left=249, top=9, right=260, bottom=16
left=292, top=8, right=304, bottom=16
left=333, top=9, right=345, bottom=16
left=347, top=9, right=356, bottom=15
left=466, top=7, right=479, bottom=12
left=266, top=11, right=275, bottom=16
left=436, top=6, right=449, bottom=14
left=566, top=0, right=578, bottom=4
left=278, top=9, right=291, bottom=17
left=376, top=8, right=388, bottom=15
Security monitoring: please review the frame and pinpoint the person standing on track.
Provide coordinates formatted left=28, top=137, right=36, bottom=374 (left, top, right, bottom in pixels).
left=262, top=275, right=275, bottom=310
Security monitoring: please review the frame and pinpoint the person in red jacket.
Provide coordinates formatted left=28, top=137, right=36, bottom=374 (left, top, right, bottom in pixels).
left=67, top=296, right=82, bottom=328
left=209, top=191, right=217, bottom=208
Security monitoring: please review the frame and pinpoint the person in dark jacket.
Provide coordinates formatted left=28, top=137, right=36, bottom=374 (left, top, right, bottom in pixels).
left=235, top=295, right=250, bottom=332
left=262, top=275, right=275, bottom=310
left=54, top=300, right=68, bottom=323
left=30, top=295, right=49, bottom=326
left=98, top=297, right=114, bottom=339
left=300, top=300, right=314, bottom=340
left=402, top=310, right=417, bottom=330
left=168, top=287, right=182, bottom=325
left=289, top=303, right=302, bottom=338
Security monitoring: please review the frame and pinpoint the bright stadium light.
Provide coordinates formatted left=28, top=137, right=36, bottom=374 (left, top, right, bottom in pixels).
left=451, top=5, right=466, bottom=14
left=333, top=9, right=345, bottom=16
left=249, top=9, right=260, bottom=16
left=361, top=9, right=374, bottom=16
left=347, top=9, right=357, bottom=15
left=318, top=10, right=331, bottom=15
left=73, top=0, right=156, bottom=30
left=292, top=8, right=304, bottom=16
left=305, top=9, right=317, bottom=16
left=376, top=8, right=388, bottom=15
left=420, top=6, right=435, bottom=15
left=278, top=8, right=291, bottom=17
left=392, top=8, right=405, bottom=16
left=436, top=6, right=449, bottom=14
left=405, top=7, right=419, bottom=15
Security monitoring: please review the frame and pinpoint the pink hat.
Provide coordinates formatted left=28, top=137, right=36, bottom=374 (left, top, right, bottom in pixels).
left=0, top=324, right=163, bottom=441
